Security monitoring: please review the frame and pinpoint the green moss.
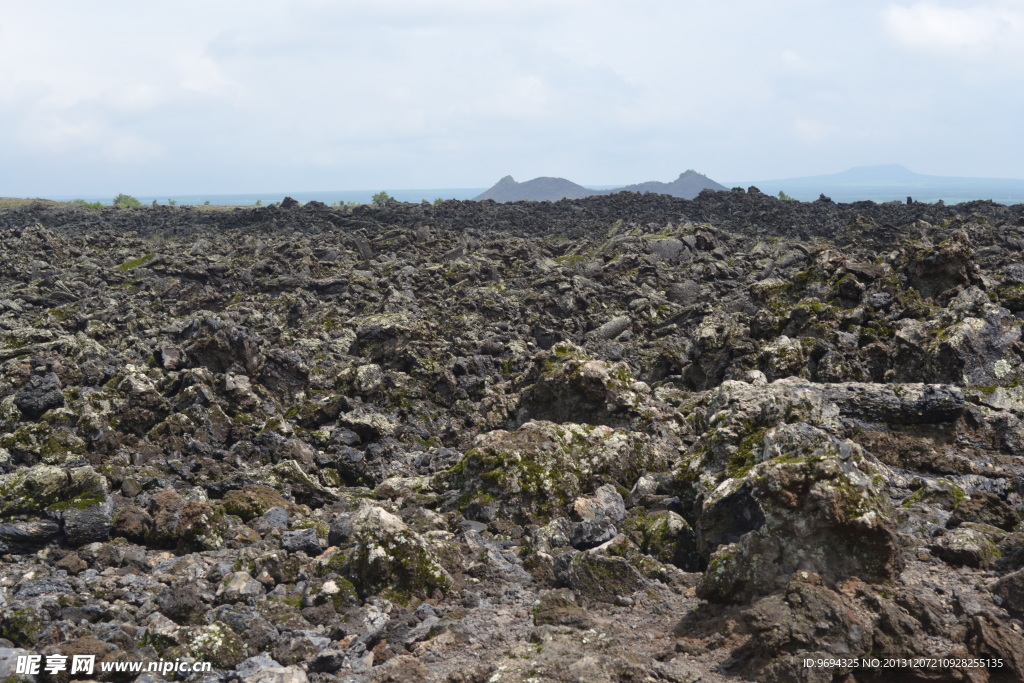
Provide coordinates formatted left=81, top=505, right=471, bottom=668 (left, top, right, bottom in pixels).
left=184, top=623, right=247, bottom=667
left=116, top=253, right=156, bottom=271
left=0, top=608, right=43, bottom=645
left=901, top=488, right=926, bottom=508
left=327, top=578, right=359, bottom=609
left=45, top=495, right=104, bottom=512
left=726, top=427, right=768, bottom=479
left=291, top=517, right=330, bottom=538
left=951, top=485, right=967, bottom=507
left=1, top=336, right=28, bottom=350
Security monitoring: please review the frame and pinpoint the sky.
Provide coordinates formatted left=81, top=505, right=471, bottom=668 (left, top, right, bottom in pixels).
left=2, top=0, right=1023, bottom=196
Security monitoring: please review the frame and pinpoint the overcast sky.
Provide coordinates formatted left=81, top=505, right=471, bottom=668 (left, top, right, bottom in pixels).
left=2, top=0, right=1023, bottom=196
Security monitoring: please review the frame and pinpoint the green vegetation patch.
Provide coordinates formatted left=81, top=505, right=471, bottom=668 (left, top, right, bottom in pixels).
left=117, top=253, right=156, bottom=272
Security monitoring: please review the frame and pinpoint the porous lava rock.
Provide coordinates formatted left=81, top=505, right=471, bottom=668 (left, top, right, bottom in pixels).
left=2, top=192, right=1024, bottom=680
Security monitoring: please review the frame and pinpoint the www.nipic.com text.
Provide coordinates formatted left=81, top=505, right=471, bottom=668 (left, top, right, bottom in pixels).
left=15, top=654, right=212, bottom=676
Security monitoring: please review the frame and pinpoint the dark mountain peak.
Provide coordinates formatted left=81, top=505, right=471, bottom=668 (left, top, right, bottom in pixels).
left=475, top=170, right=727, bottom=202
left=474, top=176, right=593, bottom=202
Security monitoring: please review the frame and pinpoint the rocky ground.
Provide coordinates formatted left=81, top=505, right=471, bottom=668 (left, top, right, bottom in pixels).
left=2, top=190, right=1024, bottom=682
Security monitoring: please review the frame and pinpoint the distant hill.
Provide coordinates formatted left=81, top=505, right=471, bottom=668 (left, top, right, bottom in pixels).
left=728, top=164, right=1024, bottom=204
left=473, top=170, right=726, bottom=202
left=474, top=176, right=595, bottom=202
left=614, top=170, right=727, bottom=198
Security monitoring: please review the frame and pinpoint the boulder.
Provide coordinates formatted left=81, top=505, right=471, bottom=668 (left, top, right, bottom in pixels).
left=442, top=420, right=671, bottom=524
left=14, top=372, right=64, bottom=419
left=330, top=503, right=451, bottom=600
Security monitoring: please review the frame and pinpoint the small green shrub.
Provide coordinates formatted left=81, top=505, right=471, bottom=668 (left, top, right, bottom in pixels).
left=203, top=200, right=211, bottom=206
left=72, top=199, right=104, bottom=210
left=372, top=191, right=394, bottom=206
left=168, top=199, right=176, bottom=206
left=113, top=193, right=141, bottom=207
left=778, top=191, right=797, bottom=202
left=255, top=199, right=262, bottom=207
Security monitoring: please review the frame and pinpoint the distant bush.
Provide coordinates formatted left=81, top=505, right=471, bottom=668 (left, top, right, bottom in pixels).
left=113, top=193, right=141, bottom=207
left=203, top=200, right=211, bottom=206
left=255, top=199, right=262, bottom=207
left=433, top=197, right=445, bottom=206
left=72, top=199, right=104, bottom=210
left=168, top=199, right=177, bottom=206
left=778, top=191, right=798, bottom=202
left=372, top=191, right=394, bottom=206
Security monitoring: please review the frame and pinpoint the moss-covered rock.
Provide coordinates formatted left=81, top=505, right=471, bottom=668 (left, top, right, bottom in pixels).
left=696, top=427, right=902, bottom=604
left=175, top=500, right=228, bottom=553
left=176, top=622, right=248, bottom=668
left=533, top=588, right=593, bottom=628
left=221, top=485, right=294, bottom=521
left=511, top=341, right=659, bottom=429
left=266, top=459, right=337, bottom=508
left=441, top=419, right=671, bottom=524
left=0, top=464, right=107, bottom=519
left=332, top=503, right=451, bottom=602
left=930, top=523, right=1003, bottom=568
left=622, top=509, right=701, bottom=571
left=560, top=538, right=653, bottom=603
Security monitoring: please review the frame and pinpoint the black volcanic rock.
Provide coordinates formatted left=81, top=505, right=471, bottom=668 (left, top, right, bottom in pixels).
left=0, top=193, right=1023, bottom=680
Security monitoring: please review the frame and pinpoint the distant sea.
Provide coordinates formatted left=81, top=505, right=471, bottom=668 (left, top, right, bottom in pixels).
left=46, top=188, right=489, bottom=207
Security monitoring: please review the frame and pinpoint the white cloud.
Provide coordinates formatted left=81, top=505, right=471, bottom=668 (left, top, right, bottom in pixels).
left=883, top=2, right=1024, bottom=57
left=3, top=1, right=1024, bottom=193
left=102, top=135, right=165, bottom=163
left=794, top=118, right=839, bottom=145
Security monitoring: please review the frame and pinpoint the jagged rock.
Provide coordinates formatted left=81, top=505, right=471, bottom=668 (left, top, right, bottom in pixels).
left=281, top=528, right=322, bottom=556
left=3, top=188, right=1024, bottom=682
left=221, top=486, right=294, bottom=521
left=14, top=372, right=64, bottom=419
left=695, top=424, right=902, bottom=604
left=511, top=342, right=657, bottom=429
left=111, top=504, right=154, bottom=543
left=62, top=496, right=113, bottom=546
left=622, top=509, right=701, bottom=571
left=330, top=503, right=451, bottom=599
left=948, top=491, right=1019, bottom=531
left=0, top=465, right=109, bottom=547
left=368, top=655, right=431, bottom=682
left=244, top=666, right=308, bottom=683
left=176, top=500, right=228, bottom=552
left=993, top=569, right=1024, bottom=620
left=443, top=420, right=670, bottom=524
left=561, top=542, right=651, bottom=603
left=157, top=584, right=207, bottom=625
left=966, top=615, right=1024, bottom=682
left=683, top=313, right=755, bottom=390
left=532, top=588, right=593, bottom=628
left=217, top=571, right=265, bottom=603
left=0, top=519, right=61, bottom=546
left=569, top=484, right=626, bottom=549
left=0, top=647, right=38, bottom=682
left=758, top=335, right=806, bottom=381
left=930, top=524, right=1002, bottom=568
left=906, top=229, right=978, bottom=300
